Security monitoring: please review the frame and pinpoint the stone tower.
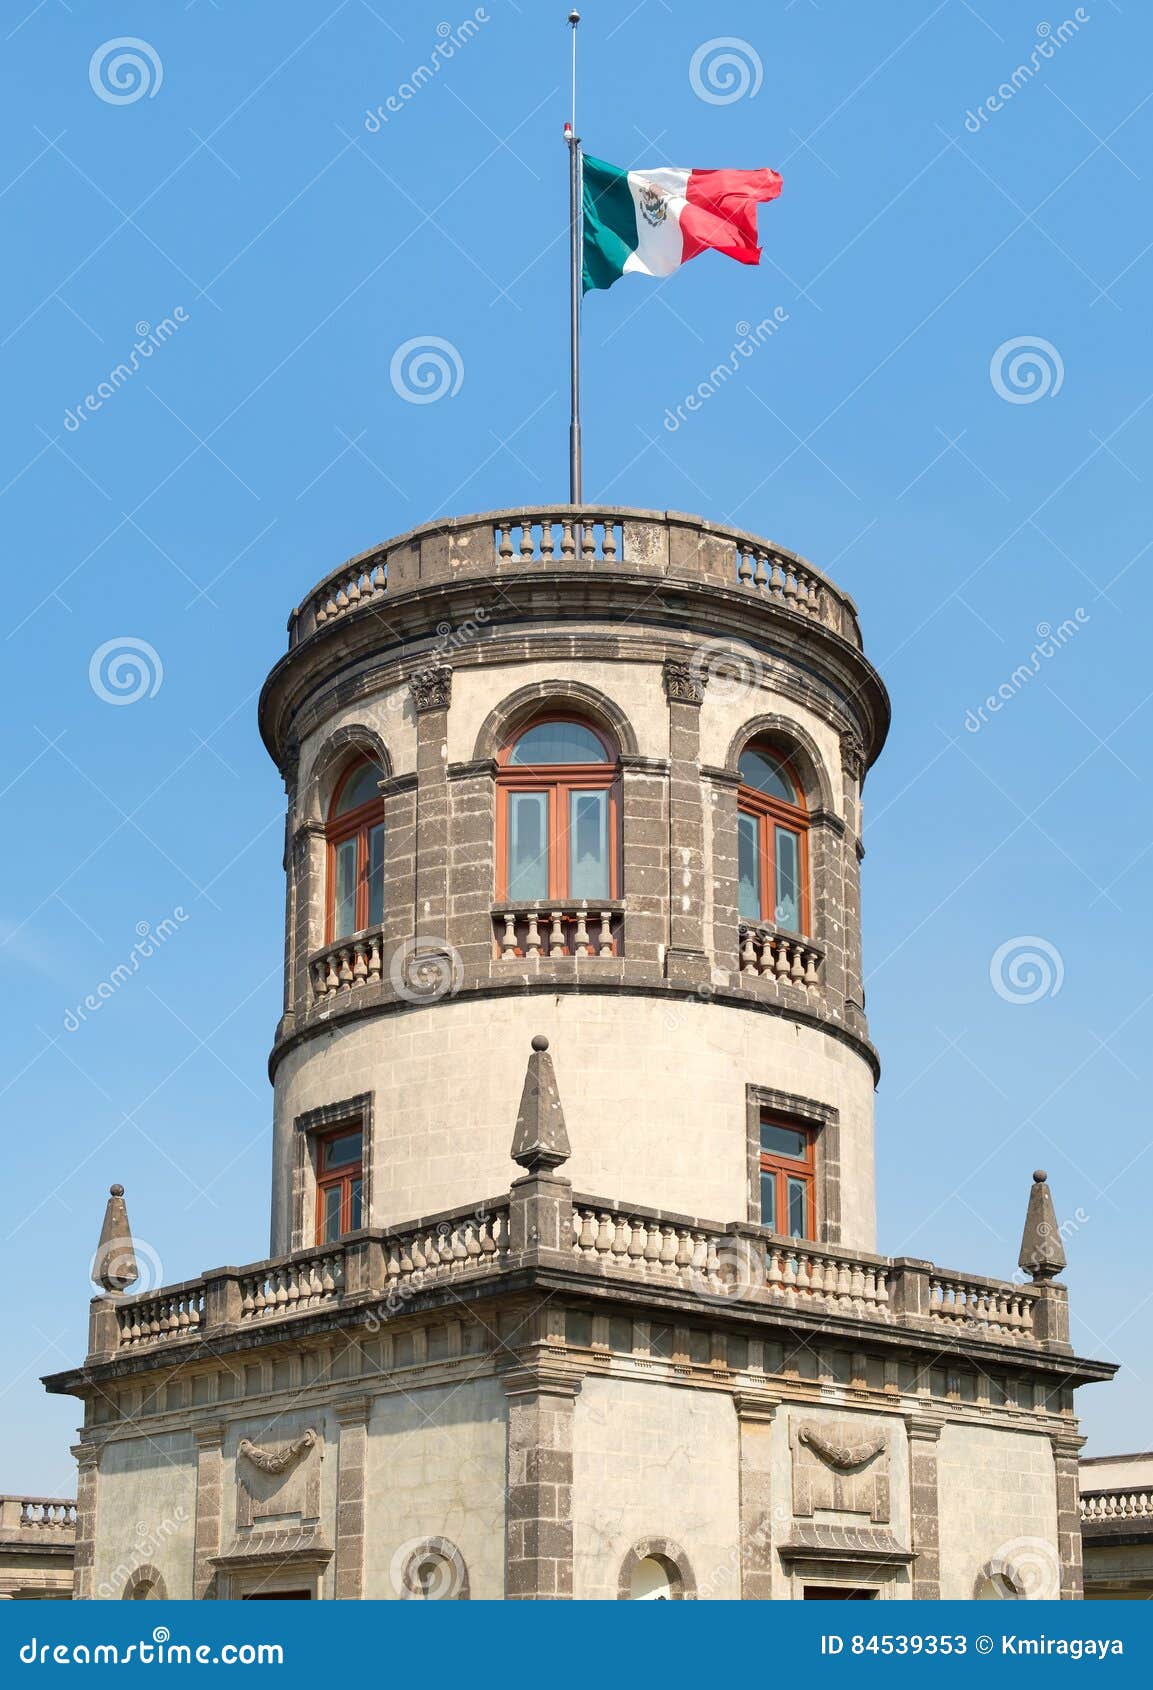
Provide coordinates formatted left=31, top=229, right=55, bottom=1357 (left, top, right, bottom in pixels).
left=47, top=507, right=1112, bottom=1600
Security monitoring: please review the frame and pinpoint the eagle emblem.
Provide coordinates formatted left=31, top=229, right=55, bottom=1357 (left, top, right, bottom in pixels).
left=639, top=183, right=668, bottom=228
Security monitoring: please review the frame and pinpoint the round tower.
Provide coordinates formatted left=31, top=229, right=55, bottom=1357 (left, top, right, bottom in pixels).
left=258, top=507, right=888, bottom=1258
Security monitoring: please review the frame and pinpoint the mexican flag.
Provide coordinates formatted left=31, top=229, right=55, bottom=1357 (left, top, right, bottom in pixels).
left=582, top=154, right=782, bottom=294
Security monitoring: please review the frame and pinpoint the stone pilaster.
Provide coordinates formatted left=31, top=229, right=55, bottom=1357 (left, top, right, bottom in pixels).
left=906, top=1414, right=943, bottom=1600
left=70, top=1443, right=99, bottom=1600
left=733, top=1389, right=779, bottom=1600
left=379, top=771, right=418, bottom=967
left=839, top=730, right=866, bottom=1020
left=1051, top=1430, right=1086, bottom=1599
left=618, top=757, right=669, bottom=967
left=410, top=667, right=452, bottom=942
left=446, top=759, right=497, bottom=976
left=662, top=660, right=708, bottom=982
left=289, top=820, right=326, bottom=1020
left=704, top=765, right=741, bottom=972
left=334, top=1396, right=371, bottom=1600
left=503, top=1363, right=580, bottom=1599
left=192, top=1422, right=226, bottom=1600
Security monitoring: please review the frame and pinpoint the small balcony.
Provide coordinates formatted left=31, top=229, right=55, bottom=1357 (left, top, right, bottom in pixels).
left=739, top=925, right=824, bottom=990
left=492, top=902, right=624, bottom=960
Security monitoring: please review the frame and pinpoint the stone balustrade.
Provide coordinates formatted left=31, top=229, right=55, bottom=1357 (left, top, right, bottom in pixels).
left=309, top=928, right=385, bottom=999
left=88, top=1192, right=1057, bottom=1364
left=492, top=903, right=622, bottom=960
left=0, top=1497, right=77, bottom=1538
left=240, top=1247, right=346, bottom=1323
left=739, top=926, right=823, bottom=988
left=1081, top=1489, right=1153, bottom=1524
left=287, top=508, right=862, bottom=649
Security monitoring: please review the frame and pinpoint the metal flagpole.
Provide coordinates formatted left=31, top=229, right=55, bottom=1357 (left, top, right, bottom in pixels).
left=565, top=10, right=582, bottom=505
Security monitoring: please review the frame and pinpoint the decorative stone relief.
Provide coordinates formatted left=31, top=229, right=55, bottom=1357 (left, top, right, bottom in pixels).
left=236, top=1427, right=322, bottom=1529
left=409, top=665, right=452, bottom=712
left=791, top=1418, right=890, bottom=1523
left=662, top=658, right=707, bottom=705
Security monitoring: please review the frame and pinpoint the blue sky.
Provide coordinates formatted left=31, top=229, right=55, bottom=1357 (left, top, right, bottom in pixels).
left=1, top=0, right=1150, bottom=1488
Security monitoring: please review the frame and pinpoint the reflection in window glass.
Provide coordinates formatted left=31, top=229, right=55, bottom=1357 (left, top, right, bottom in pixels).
left=367, top=824, right=385, bottom=927
left=787, top=1177, right=807, bottom=1238
left=334, top=838, right=358, bottom=939
left=508, top=791, right=548, bottom=902
left=509, top=721, right=608, bottom=766
left=569, top=790, right=609, bottom=899
left=775, top=826, right=801, bottom=931
left=738, top=812, right=761, bottom=922
left=738, top=747, right=795, bottom=802
left=334, top=762, right=382, bottom=814
left=761, top=1122, right=807, bottom=1159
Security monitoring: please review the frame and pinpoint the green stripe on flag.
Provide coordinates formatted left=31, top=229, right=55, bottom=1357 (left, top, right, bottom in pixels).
left=582, top=155, right=638, bottom=294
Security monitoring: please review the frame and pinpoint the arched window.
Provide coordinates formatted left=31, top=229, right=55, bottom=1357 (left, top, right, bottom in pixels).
left=496, top=717, right=620, bottom=905
left=617, top=1539, right=696, bottom=1600
left=326, top=759, right=385, bottom=942
left=737, top=743, right=808, bottom=934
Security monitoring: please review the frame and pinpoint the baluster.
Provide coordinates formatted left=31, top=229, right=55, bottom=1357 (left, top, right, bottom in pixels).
left=774, top=936, right=791, bottom=979
left=549, top=911, right=565, bottom=955
left=659, top=1225, right=678, bottom=1275
left=573, top=909, right=590, bottom=956
left=560, top=518, right=576, bottom=558
left=598, top=910, right=614, bottom=956
left=578, top=1210, right=598, bottom=1253
left=581, top=521, right=597, bottom=559
left=539, top=521, right=556, bottom=560
left=497, top=523, right=514, bottom=560
left=753, top=553, right=769, bottom=589
left=595, top=1211, right=614, bottom=1256
left=611, top=1215, right=631, bottom=1263
left=324, top=952, right=340, bottom=994
left=790, top=941, right=805, bottom=984
left=519, top=519, right=536, bottom=560
left=367, top=935, right=382, bottom=983
left=627, top=1220, right=647, bottom=1264
left=345, top=574, right=361, bottom=605
left=371, top=562, right=386, bottom=596
left=525, top=910, right=542, bottom=957
left=740, top=926, right=759, bottom=974
left=501, top=912, right=517, bottom=959
left=803, top=948, right=820, bottom=987
left=338, top=947, right=354, bottom=989
left=602, top=522, right=618, bottom=561
left=352, top=940, right=368, bottom=986
left=759, top=930, right=777, bottom=978
left=737, top=548, right=753, bottom=584
left=312, top=960, right=328, bottom=997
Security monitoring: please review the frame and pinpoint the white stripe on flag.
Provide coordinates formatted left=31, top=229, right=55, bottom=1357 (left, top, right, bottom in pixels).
left=623, top=167, right=691, bottom=276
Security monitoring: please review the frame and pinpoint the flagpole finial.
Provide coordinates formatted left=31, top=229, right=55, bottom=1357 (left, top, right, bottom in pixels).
left=568, top=10, right=580, bottom=24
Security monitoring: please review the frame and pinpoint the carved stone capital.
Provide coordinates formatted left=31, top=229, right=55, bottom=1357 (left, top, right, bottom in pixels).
left=840, top=730, right=866, bottom=783
left=409, top=665, right=452, bottom=712
left=663, top=658, right=706, bottom=706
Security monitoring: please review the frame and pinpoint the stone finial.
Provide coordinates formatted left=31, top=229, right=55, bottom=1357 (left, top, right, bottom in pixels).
left=1017, top=1169, right=1066, bottom=1282
left=92, top=1183, right=139, bottom=1293
left=511, top=1035, right=571, bottom=1173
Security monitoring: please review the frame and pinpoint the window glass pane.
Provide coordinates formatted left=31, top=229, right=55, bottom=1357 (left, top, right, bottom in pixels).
left=569, top=789, right=609, bottom=899
left=334, top=761, right=382, bottom=815
left=349, top=1177, right=363, bottom=1231
left=787, top=1177, right=808, bottom=1238
left=738, top=812, right=761, bottom=922
left=333, top=838, right=358, bottom=938
left=761, top=1121, right=808, bottom=1160
left=321, top=1184, right=343, bottom=1243
left=509, top=720, right=608, bottom=766
left=739, top=747, right=796, bottom=802
left=508, top=791, right=549, bottom=901
left=774, top=826, right=801, bottom=932
left=322, top=1129, right=362, bottom=1170
left=366, top=824, right=385, bottom=927
left=759, top=1169, right=777, bottom=1229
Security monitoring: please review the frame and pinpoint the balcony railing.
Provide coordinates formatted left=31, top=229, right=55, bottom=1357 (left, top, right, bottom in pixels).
left=309, top=928, right=385, bottom=999
left=0, top=1497, right=77, bottom=1541
left=1081, top=1489, right=1153, bottom=1527
left=85, top=1185, right=1068, bottom=1369
left=287, top=509, right=863, bottom=650
left=739, top=926, right=823, bottom=989
left=492, top=903, right=623, bottom=959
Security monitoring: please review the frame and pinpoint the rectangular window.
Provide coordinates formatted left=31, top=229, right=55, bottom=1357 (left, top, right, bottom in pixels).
left=758, top=1114, right=815, bottom=1238
left=316, top=1126, right=364, bottom=1243
left=774, top=825, right=801, bottom=932
left=333, top=837, right=358, bottom=939
left=366, top=823, right=385, bottom=928
left=738, top=811, right=761, bottom=922
left=569, top=789, right=609, bottom=899
left=508, top=791, right=549, bottom=902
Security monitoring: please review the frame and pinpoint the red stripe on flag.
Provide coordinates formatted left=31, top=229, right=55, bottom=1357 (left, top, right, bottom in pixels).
left=680, top=168, right=783, bottom=267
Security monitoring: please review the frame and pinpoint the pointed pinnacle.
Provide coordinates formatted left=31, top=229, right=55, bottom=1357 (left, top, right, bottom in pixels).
left=1017, top=1169, right=1066, bottom=1282
left=511, top=1035, right=571, bottom=1174
left=93, top=1183, right=139, bottom=1293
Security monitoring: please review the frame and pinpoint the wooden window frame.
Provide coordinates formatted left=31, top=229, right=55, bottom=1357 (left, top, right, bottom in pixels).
left=737, top=747, right=810, bottom=934
left=495, top=714, right=621, bottom=902
left=758, top=1114, right=816, bottom=1240
left=325, top=761, right=385, bottom=942
left=314, top=1125, right=364, bottom=1244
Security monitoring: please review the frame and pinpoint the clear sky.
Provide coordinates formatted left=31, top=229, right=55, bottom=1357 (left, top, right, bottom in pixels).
left=2, top=0, right=1150, bottom=1489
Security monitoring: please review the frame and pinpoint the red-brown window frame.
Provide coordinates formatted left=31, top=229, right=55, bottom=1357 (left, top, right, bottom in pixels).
left=759, top=1115, right=815, bottom=1239
left=315, top=1125, right=364, bottom=1244
left=738, top=747, right=810, bottom=934
left=325, top=761, right=385, bottom=942
left=495, top=714, right=622, bottom=902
